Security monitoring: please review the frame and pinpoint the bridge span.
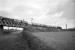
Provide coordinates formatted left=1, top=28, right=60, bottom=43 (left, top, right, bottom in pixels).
left=0, top=16, right=29, bottom=33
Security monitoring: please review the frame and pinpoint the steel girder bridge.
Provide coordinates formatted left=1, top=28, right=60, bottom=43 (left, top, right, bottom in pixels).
left=0, top=16, right=28, bottom=33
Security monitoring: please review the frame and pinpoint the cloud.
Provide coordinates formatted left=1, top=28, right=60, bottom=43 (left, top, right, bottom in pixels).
left=62, top=1, right=75, bottom=20
left=0, top=11, right=11, bottom=17
left=0, top=0, right=74, bottom=28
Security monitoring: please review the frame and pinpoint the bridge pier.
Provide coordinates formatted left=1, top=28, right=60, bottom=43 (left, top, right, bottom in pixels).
left=0, top=25, right=3, bottom=34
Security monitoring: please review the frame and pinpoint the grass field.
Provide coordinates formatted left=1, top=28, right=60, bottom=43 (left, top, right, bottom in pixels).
left=33, top=31, right=75, bottom=50
left=0, top=31, right=75, bottom=50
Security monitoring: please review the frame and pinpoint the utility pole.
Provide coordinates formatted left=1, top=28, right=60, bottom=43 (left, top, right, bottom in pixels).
left=31, top=18, right=33, bottom=24
left=66, top=24, right=67, bottom=30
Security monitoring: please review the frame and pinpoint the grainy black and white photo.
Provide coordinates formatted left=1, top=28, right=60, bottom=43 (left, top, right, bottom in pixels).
left=0, top=0, right=75, bottom=50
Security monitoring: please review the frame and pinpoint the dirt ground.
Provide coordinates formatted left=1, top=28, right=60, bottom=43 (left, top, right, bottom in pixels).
left=0, top=31, right=75, bottom=50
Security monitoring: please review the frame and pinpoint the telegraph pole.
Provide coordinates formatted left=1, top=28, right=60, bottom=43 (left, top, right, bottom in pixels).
left=31, top=18, right=33, bottom=24
left=66, top=24, right=67, bottom=30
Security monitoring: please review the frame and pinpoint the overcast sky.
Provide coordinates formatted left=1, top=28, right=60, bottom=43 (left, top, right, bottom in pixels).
left=0, top=0, right=75, bottom=29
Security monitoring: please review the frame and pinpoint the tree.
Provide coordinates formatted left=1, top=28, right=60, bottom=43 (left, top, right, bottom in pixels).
left=57, top=27, right=62, bottom=29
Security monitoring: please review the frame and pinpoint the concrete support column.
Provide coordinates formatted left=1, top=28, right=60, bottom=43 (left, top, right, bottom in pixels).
left=0, top=25, right=3, bottom=34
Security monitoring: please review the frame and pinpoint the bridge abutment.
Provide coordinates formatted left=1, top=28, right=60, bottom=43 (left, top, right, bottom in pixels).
left=0, top=25, right=3, bottom=34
